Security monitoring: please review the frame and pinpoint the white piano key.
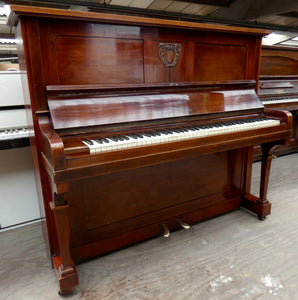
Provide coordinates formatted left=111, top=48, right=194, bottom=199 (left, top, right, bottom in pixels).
left=0, top=127, right=29, bottom=141
left=262, top=97, right=298, bottom=105
left=82, top=140, right=98, bottom=154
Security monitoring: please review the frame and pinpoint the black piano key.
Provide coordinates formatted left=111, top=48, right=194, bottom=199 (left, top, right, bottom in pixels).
left=150, top=131, right=159, bottom=136
left=159, top=130, right=169, bottom=135
left=179, top=128, right=189, bottom=132
left=142, top=132, right=153, bottom=137
left=117, top=135, right=126, bottom=141
left=94, top=138, right=104, bottom=144
left=84, top=139, right=94, bottom=145
left=109, top=136, right=120, bottom=142
left=102, top=138, right=110, bottom=143
left=118, top=135, right=130, bottom=140
left=127, top=133, right=139, bottom=139
left=135, top=133, right=144, bottom=139
left=172, top=128, right=183, bottom=133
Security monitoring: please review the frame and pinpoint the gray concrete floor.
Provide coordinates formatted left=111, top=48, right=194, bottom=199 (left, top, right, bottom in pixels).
left=1, top=153, right=298, bottom=300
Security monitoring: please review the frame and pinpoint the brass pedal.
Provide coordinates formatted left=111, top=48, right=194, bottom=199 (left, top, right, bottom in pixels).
left=177, top=218, right=190, bottom=229
left=161, top=224, right=170, bottom=237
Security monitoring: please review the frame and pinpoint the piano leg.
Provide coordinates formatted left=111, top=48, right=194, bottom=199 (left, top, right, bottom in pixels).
left=242, top=142, right=280, bottom=220
left=50, top=191, right=78, bottom=295
left=255, top=143, right=275, bottom=220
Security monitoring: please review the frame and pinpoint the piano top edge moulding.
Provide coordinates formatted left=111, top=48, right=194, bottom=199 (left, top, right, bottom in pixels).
left=9, top=5, right=292, bottom=295
left=9, top=5, right=270, bottom=35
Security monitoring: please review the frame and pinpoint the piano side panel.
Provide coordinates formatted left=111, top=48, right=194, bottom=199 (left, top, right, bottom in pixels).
left=15, top=19, right=57, bottom=257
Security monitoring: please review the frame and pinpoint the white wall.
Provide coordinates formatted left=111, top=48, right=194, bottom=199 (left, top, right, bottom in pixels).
left=0, top=147, right=40, bottom=229
left=0, top=71, right=24, bottom=106
left=0, top=71, right=40, bottom=229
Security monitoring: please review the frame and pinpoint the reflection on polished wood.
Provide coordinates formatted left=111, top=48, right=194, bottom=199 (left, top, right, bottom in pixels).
left=10, top=5, right=292, bottom=295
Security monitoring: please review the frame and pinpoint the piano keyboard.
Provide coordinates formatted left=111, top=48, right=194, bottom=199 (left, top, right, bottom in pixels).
left=83, top=117, right=281, bottom=154
left=0, top=127, right=30, bottom=150
left=262, top=97, right=298, bottom=105
left=0, top=127, right=29, bottom=141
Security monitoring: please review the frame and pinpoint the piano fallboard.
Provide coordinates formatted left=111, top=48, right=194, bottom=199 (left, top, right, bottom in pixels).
left=47, top=81, right=263, bottom=131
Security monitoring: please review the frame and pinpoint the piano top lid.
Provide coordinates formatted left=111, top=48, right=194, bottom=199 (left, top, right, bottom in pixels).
left=9, top=5, right=270, bottom=36
left=47, top=81, right=264, bottom=131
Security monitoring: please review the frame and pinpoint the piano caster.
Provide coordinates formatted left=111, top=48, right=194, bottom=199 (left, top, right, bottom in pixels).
left=258, top=215, right=266, bottom=221
left=161, top=224, right=170, bottom=237
left=177, top=218, right=190, bottom=229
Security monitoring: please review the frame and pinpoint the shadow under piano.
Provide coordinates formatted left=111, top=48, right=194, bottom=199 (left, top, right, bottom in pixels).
left=0, top=70, right=40, bottom=230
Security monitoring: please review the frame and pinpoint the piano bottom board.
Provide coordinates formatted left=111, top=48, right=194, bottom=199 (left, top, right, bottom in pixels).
left=64, top=150, right=248, bottom=262
left=71, top=194, right=242, bottom=262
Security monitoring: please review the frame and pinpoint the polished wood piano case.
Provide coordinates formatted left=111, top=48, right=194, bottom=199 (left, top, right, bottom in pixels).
left=10, top=6, right=292, bottom=295
left=258, top=45, right=298, bottom=157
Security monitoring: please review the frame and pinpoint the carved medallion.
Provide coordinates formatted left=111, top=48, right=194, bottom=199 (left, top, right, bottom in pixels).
left=158, top=43, right=182, bottom=68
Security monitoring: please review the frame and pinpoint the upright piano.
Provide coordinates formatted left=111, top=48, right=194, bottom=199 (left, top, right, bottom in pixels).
left=258, top=45, right=298, bottom=156
left=9, top=6, right=292, bottom=294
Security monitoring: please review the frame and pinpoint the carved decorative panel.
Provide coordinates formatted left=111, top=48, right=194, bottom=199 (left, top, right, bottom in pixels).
left=158, top=43, right=182, bottom=68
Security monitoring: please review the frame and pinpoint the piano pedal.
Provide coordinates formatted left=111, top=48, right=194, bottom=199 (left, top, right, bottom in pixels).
left=161, top=224, right=170, bottom=237
left=177, top=218, right=190, bottom=229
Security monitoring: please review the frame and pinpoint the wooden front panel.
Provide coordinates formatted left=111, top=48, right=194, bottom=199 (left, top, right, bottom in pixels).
left=67, top=151, right=240, bottom=248
left=39, top=20, right=145, bottom=86
left=194, top=43, right=247, bottom=81
left=261, top=56, right=297, bottom=76
left=35, top=18, right=258, bottom=91
left=260, top=46, right=298, bottom=76
left=55, top=36, right=144, bottom=85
